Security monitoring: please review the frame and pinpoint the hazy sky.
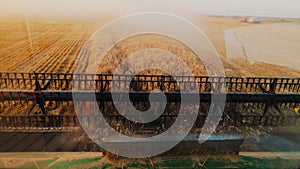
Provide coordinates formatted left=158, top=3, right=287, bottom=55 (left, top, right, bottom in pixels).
left=0, top=0, right=300, bottom=19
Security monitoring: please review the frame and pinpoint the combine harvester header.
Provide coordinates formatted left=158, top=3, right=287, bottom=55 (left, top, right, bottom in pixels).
left=0, top=72, right=300, bottom=154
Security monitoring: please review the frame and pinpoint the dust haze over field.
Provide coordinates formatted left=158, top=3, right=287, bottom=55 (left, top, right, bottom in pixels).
left=1, top=0, right=300, bottom=19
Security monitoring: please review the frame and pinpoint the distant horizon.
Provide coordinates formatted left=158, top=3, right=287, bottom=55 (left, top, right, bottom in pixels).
left=1, top=13, right=299, bottom=20
left=0, top=0, right=300, bottom=20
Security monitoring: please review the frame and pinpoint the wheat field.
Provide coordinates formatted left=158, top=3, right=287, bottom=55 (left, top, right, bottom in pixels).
left=1, top=16, right=299, bottom=77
